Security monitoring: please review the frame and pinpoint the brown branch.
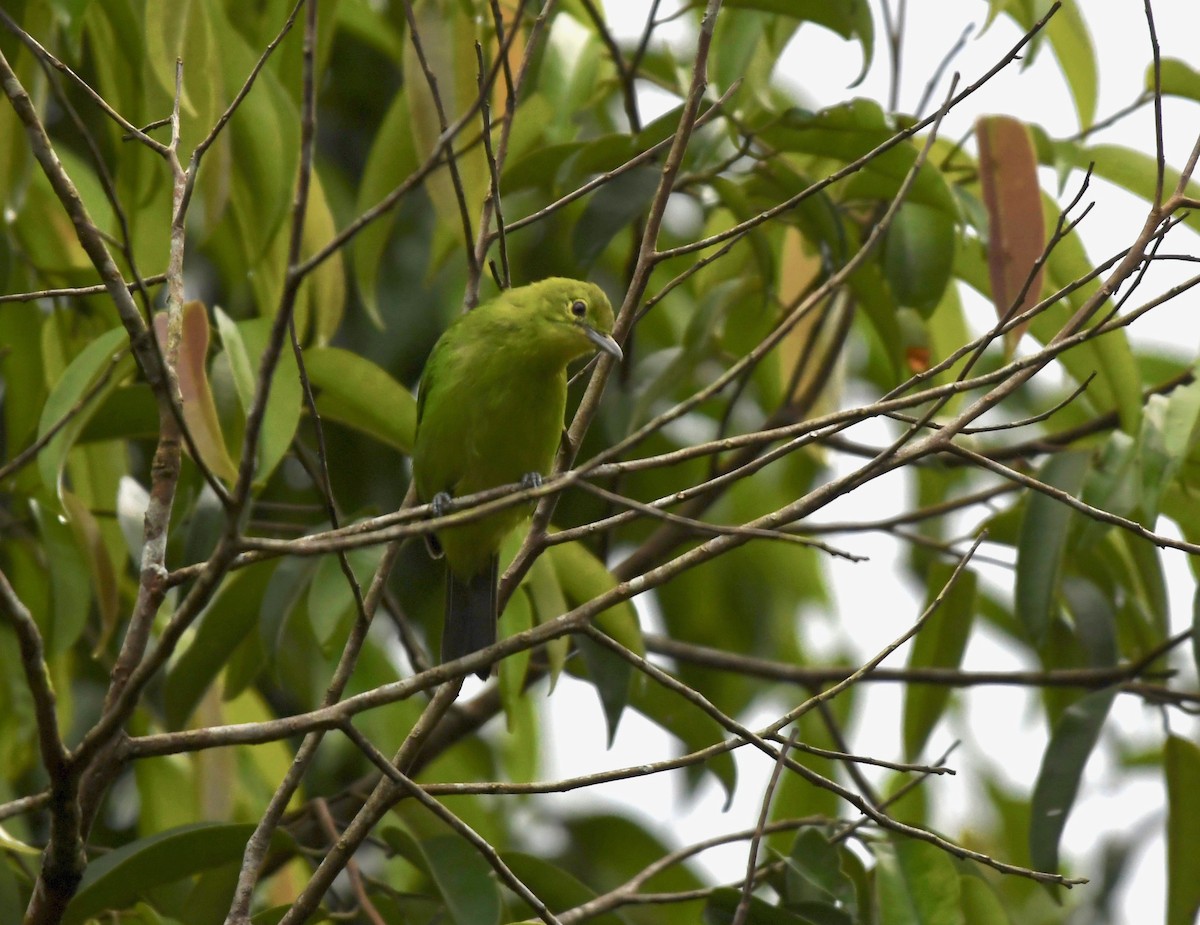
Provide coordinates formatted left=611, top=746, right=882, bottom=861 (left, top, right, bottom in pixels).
left=0, top=274, right=168, bottom=304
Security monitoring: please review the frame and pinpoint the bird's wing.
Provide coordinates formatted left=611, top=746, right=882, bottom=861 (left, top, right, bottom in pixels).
left=415, top=350, right=438, bottom=426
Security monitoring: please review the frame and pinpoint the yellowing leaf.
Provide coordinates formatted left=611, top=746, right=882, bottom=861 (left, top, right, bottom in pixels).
left=61, top=491, right=119, bottom=655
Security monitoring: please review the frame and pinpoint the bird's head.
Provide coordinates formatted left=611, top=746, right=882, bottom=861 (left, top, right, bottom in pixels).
left=523, top=277, right=623, bottom=364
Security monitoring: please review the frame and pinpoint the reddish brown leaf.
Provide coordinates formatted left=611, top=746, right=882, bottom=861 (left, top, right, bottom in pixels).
left=155, top=302, right=239, bottom=482
left=977, top=115, right=1045, bottom=354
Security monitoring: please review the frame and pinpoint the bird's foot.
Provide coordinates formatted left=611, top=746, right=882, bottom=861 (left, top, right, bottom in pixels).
left=520, top=472, right=543, bottom=491
left=431, top=491, right=453, bottom=518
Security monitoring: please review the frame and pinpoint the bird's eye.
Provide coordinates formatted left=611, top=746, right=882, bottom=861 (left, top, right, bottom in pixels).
left=571, top=299, right=587, bottom=318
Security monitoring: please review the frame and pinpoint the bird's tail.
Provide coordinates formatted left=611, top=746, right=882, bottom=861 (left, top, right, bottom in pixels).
left=442, top=554, right=498, bottom=680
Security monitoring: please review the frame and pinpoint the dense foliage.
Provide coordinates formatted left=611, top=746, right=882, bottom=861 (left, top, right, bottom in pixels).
left=1, top=0, right=1199, bottom=923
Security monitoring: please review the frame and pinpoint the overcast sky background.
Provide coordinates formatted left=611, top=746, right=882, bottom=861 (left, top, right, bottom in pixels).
left=470, top=4, right=1200, bottom=921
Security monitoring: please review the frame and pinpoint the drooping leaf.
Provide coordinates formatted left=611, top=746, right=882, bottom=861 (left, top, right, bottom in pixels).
left=1015, top=451, right=1091, bottom=644
left=352, top=88, right=420, bottom=329
left=156, top=302, right=239, bottom=483
left=498, top=589, right=534, bottom=738
left=499, top=852, right=624, bottom=925
left=546, top=538, right=643, bottom=745
left=1137, top=370, right=1200, bottom=521
left=237, top=318, right=303, bottom=488
left=874, top=837, right=964, bottom=925
left=1029, top=687, right=1117, bottom=875
left=724, top=1, right=874, bottom=86
left=958, top=875, right=1012, bottom=925
left=402, top=0, right=489, bottom=255
left=306, top=544, right=385, bottom=654
left=1042, top=0, right=1097, bottom=129
left=629, top=675, right=737, bottom=807
left=29, top=497, right=91, bottom=654
left=1165, top=735, right=1200, bottom=925
left=164, top=562, right=278, bottom=729
left=903, top=562, right=976, bottom=760
left=61, top=490, right=120, bottom=654
left=421, top=835, right=503, bottom=925
left=571, top=165, right=659, bottom=267
left=882, top=202, right=957, bottom=316
left=784, top=828, right=858, bottom=914
left=977, top=115, right=1044, bottom=354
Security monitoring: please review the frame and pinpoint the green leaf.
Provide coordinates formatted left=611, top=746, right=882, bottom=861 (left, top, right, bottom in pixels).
left=421, top=835, right=502, bottom=925
left=724, top=0, right=874, bottom=86
left=498, top=589, right=534, bottom=735
left=1075, top=143, right=1200, bottom=234
left=882, top=202, right=957, bottom=316
left=214, top=307, right=257, bottom=415
left=164, top=562, right=277, bottom=729
left=62, top=823, right=288, bottom=925
left=297, top=173, right=346, bottom=345
left=523, top=551, right=571, bottom=686
left=546, top=539, right=642, bottom=744
left=14, top=146, right=117, bottom=274
left=704, top=886, right=824, bottom=924
left=1061, top=577, right=1116, bottom=668
left=1137, top=368, right=1200, bottom=521
left=29, top=497, right=92, bottom=654
left=1193, top=585, right=1200, bottom=682
left=216, top=17, right=299, bottom=266
left=1042, top=0, right=1097, bottom=129
left=37, top=326, right=133, bottom=502
left=238, top=318, right=303, bottom=488
left=402, top=0, right=489, bottom=255
left=990, top=0, right=1095, bottom=129
left=629, top=677, right=737, bottom=807
left=351, top=87, right=420, bottom=328
left=1015, top=451, right=1091, bottom=644
left=958, top=875, right=1012, bottom=925
left=0, top=821, right=41, bottom=856
left=875, top=838, right=963, bottom=925
left=1166, top=735, right=1200, bottom=925
left=903, top=562, right=976, bottom=760
left=61, top=490, right=119, bottom=654
left=304, top=346, right=417, bottom=453
left=0, top=304, right=46, bottom=458
left=499, top=852, right=624, bottom=925
left=306, top=544, right=385, bottom=654
left=784, top=829, right=857, bottom=913
left=572, top=165, right=659, bottom=267
left=1029, top=687, right=1116, bottom=874
left=1150, top=57, right=1200, bottom=102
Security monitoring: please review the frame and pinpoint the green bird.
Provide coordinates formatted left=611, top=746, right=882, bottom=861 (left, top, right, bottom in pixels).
left=412, top=277, right=623, bottom=677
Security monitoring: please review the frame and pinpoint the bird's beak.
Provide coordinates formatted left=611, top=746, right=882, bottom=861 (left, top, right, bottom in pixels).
left=581, top=324, right=623, bottom=362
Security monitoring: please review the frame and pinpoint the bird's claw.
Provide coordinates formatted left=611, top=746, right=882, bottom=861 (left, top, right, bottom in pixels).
left=431, top=491, right=453, bottom=518
left=520, top=472, right=543, bottom=490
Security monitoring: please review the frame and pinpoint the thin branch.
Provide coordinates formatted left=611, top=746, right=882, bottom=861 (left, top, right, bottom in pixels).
left=653, top=3, right=1061, bottom=264
left=399, top=0, right=479, bottom=289
left=1143, top=0, right=1165, bottom=208
left=0, top=8, right=170, bottom=154
left=0, top=274, right=168, bottom=304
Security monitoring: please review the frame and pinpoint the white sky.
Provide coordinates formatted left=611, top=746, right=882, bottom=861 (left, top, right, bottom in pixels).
left=483, top=3, right=1200, bottom=922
